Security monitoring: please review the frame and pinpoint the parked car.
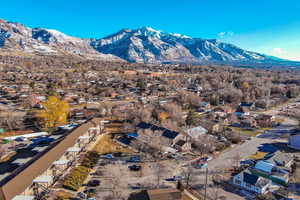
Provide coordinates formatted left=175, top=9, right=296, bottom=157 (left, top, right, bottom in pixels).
left=126, top=155, right=141, bottom=163
left=167, top=154, right=178, bottom=159
left=87, top=180, right=100, bottom=187
left=165, top=178, right=176, bottom=182
left=77, top=192, right=87, bottom=199
left=15, top=136, right=27, bottom=142
left=173, top=175, right=186, bottom=181
left=84, top=188, right=97, bottom=194
left=130, top=186, right=141, bottom=190
left=194, top=162, right=208, bottom=169
left=101, top=154, right=115, bottom=159
left=202, top=156, right=212, bottom=162
left=128, top=165, right=141, bottom=171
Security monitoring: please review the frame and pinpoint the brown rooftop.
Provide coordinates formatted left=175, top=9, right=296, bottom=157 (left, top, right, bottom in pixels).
left=147, top=188, right=182, bottom=200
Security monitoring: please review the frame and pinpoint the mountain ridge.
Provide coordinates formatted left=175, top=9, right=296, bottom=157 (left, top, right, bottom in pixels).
left=1, top=18, right=299, bottom=67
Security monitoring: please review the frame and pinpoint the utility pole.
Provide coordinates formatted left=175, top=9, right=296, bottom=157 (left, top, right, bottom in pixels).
left=186, top=170, right=191, bottom=186
left=204, top=167, right=208, bottom=200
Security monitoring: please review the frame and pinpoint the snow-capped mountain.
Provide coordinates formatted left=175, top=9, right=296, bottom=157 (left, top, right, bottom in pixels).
left=0, top=19, right=122, bottom=61
left=90, top=27, right=298, bottom=66
left=0, top=18, right=299, bottom=67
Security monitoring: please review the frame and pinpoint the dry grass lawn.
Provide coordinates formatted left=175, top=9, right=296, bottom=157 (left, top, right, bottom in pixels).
left=93, top=134, right=133, bottom=155
left=231, top=127, right=271, bottom=137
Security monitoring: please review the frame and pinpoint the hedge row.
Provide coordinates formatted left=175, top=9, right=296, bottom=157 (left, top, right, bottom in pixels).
left=63, top=166, right=90, bottom=191
left=81, top=151, right=99, bottom=169
left=62, top=151, right=99, bottom=191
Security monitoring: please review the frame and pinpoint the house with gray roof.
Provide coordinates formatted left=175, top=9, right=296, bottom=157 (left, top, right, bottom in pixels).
left=185, top=126, right=207, bottom=139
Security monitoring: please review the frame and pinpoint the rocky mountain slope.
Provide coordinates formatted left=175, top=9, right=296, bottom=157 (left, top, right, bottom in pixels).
left=1, top=19, right=299, bottom=67
left=0, top=19, right=122, bottom=61
left=90, top=27, right=299, bottom=67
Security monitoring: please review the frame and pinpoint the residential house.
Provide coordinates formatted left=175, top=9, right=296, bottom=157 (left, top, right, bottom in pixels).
left=233, top=169, right=272, bottom=194
left=236, top=106, right=250, bottom=116
left=236, top=102, right=256, bottom=116
left=240, top=117, right=257, bottom=128
left=199, top=120, right=220, bottom=134
left=214, top=105, right=234, bottom=114
left=251, top=160, right=290, bottom=185
left=123, top=70, right=137, bottom=76
left=136, top=122, right=180, bottom=152
left=185, top=126, right=208, bottom=140
left=267, top=151, right=294, bottom=170
left=239, top=102, right=256, bottom=110
left=255, top=114, right=276, bottom=128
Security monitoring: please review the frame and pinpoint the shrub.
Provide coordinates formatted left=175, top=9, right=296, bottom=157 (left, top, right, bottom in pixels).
left=185, top=110, right=198, bottom=126
left=225, top=131, right=242, bottom=144
left=63, top=166, right=90, bottom=191
left=81, top=151, right=99, bottom=169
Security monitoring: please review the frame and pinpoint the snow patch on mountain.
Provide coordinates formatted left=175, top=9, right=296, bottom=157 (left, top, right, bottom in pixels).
left=0, top=19, right=299, bottom=67
left=90, top=27, right=277, bottom=64
left=0, top=19, right=123, bottom=61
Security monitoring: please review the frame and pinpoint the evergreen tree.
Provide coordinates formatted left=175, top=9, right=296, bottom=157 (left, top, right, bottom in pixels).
left=186, top=110, right=198, bottom=126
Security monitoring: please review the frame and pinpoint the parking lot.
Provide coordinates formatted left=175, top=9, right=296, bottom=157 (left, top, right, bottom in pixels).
left=79, top=155, right=186, bottom=200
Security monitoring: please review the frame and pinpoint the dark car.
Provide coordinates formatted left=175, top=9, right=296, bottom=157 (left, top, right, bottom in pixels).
left=87, top=180, right=100, bottom=187
left=130, top=186, right=141, bottom=190
left=128, top=165, right=141, bottom=171
left=15, top=136, right=26, bottom=142
left=84, top=188, right=97, bottom=194
left=165, top=178, right=176, bottom=182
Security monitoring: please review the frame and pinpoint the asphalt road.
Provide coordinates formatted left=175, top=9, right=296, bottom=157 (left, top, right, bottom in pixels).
left=186, top=99, right=300, bottom=200
left=186, top=136, right=276, bottom=200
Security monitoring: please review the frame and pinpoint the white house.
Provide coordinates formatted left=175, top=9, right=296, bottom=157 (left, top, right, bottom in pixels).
left=186, top=126, right=208, bottom=139
left=233, top=169, right=271, bottom=194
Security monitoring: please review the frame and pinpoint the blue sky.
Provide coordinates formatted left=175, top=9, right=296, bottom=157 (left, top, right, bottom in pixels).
left=1, top=0, right=300, bottom=61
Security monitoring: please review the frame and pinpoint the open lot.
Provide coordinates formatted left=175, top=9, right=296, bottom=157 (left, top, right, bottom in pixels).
left=89, top=158, right=181, bottom=200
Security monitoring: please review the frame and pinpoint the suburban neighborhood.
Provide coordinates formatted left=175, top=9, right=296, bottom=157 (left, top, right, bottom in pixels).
left=0, top=56, right=300, bottom=200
